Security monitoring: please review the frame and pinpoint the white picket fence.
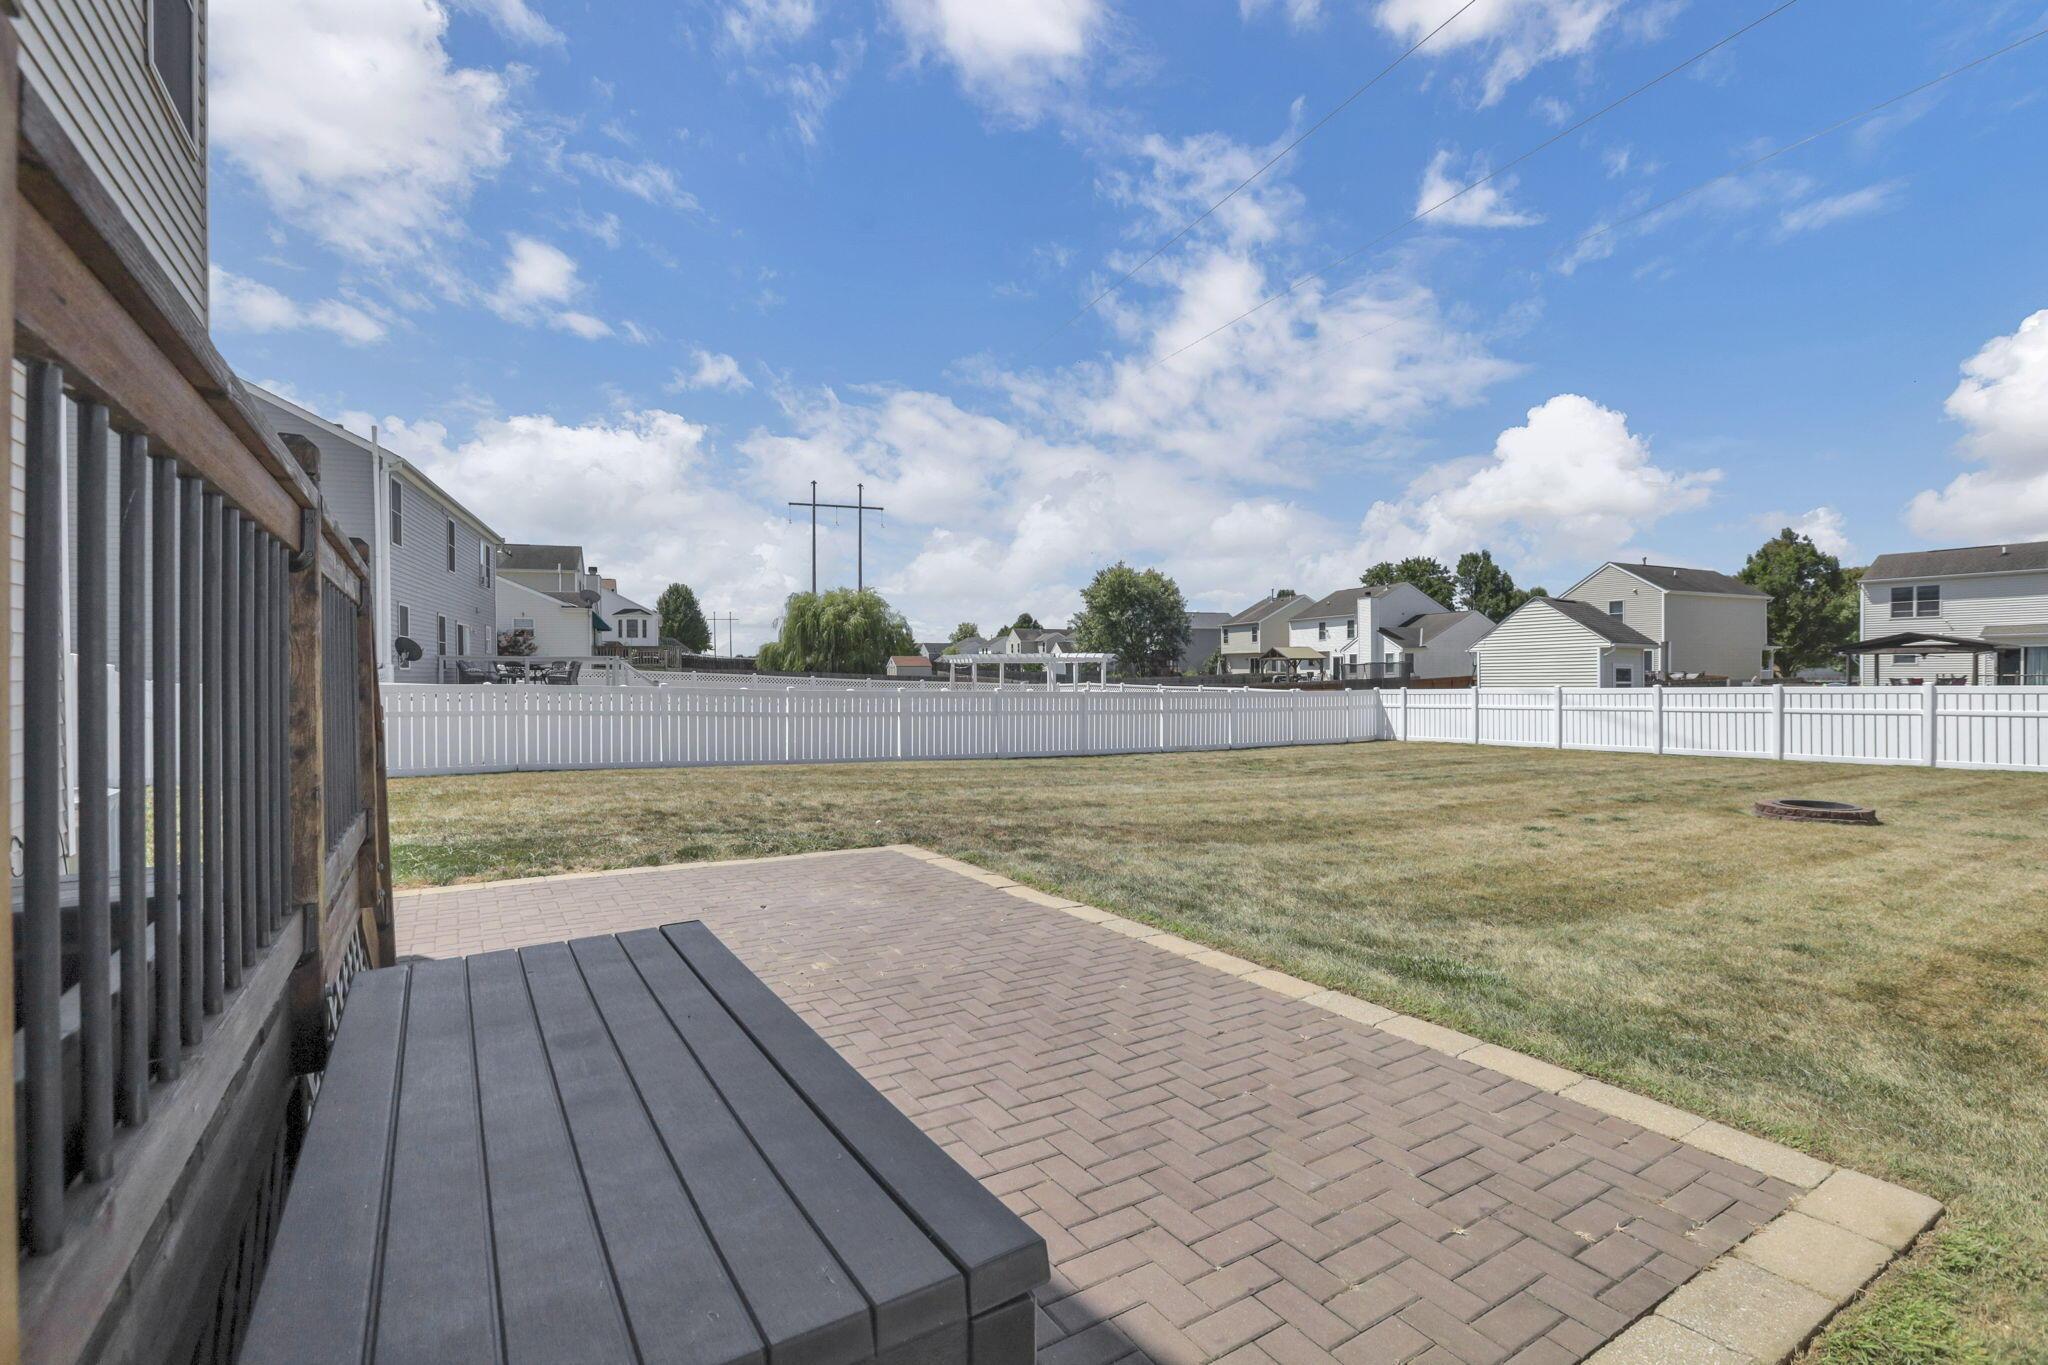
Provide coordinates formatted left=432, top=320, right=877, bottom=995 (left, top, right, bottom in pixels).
left=381, top=680, right=2048, bottom=778
left=1392, top=684, right=2048, bottom=771
left=383, top=681, right=1395, bottom=776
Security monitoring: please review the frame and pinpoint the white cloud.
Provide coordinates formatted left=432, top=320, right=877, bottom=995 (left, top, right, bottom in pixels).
left=1337, top=394, right=1718, bottom=573
left=210, top=265, right=388, bottom=345
left=212, top=0, right=512, bottom=264
left=1371, top=0, right=1625, bottom=105
left=1755, top=506, right=1855, bottom=559
left=1415, top=148, right=1543, bottom=228
left=670, top=350, right=754, bottom=392
left=487, top=235, right=611, bottom=337
left=721, top=0, right=820, bottom=53
left=448, top=0, right=563, bottom=46
left=1777, top=180, right=1905, bottom=237
left=887, top=0, right=1107, bottom=120
left=1238, top=0, right=1326, bottom=28
left=774, top=38, right=866, bottom=146
left=1908, top=310, right=2048, bottom=542
left=564, top=153, right=700, bottom=211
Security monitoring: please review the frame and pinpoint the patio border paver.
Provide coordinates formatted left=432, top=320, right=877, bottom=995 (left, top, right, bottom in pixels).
left=874, top=845, right=1944, bottom=1365
left=401, top=842, right=1943, bottom=1363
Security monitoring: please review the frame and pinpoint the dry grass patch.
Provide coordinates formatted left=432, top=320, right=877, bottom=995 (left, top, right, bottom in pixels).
left=390, top=742, right=2048, bottom=1361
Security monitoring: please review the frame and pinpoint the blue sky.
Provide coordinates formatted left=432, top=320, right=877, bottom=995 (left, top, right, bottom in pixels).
left=207, top=0, right=2048, bottom=648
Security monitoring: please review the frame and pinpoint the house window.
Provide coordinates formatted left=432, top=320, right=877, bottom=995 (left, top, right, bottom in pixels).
left=437, top=615, right=447, bottom=656
left=446, top=518, right=457, bottom=571
left=1890, top=584, right=1940, bottom=619
left=1318, top=621, right=1328, bottom=641
left=1250, top=626, right=1260, bottom=645
left=456, top=623, right=469, bottom=656
left=149, top=0, right=198, bottom=137
left=1606, top=600, right=1624, bottom=618
left=1346, top=619, right=1357, bottom=637
left=1614, top=665, right=1634, bottom=686
left=1892, top=653, right=1919, bottom=665
left=396, top=604, right=411, bottom=640
left=390, top=478, right=404, bottom=545
left=478, top=540, right=492, bottom=586
left=512, top=617, right=534, bottom=631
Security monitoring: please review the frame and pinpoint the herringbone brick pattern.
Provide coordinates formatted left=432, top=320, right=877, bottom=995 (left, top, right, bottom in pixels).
left=399, top=851, right=1794, bottom=1364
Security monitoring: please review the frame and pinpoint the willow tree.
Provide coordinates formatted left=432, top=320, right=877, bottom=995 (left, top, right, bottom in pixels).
left=755, top=589, right=917, bottom=674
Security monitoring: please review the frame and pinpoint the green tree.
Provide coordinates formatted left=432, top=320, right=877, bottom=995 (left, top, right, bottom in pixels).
left=656, top=582, right=712, bottom=652
left=755, top=589, right=916, bottom=674
left=1453, top=550, right=1533, bottom=620
left=1360, top=556, right=1457, bottom=607
left=1071, top=562, right=1190, bottom=677
left=947, top=621, right=981, bottom=643
left=1006, top=612, right=1042, bottom=633
left=1739, top=529, right=1858, bottom=673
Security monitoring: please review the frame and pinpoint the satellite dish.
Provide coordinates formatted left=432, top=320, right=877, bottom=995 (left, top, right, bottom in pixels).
left=394, top=636, right=423, bottom=664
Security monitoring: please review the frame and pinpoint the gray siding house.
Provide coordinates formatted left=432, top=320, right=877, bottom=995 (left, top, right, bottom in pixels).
left=247, top=384, right=504, bottom=679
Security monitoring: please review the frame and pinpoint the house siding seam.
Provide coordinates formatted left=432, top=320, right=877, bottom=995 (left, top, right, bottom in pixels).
left=17, top=0, right=211, bottom=321
left=1858, top=570, right=2048, bottom=685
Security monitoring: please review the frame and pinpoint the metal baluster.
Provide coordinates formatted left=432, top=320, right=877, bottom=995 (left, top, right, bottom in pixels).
left=22, top=360, right=67, bottom=1252
left=119, top=432, right=150, bottom=1124
left=179, top=475, right=205, bottom=1044
left=271, top=538, right=289, bottom=934
left=76, top=398, right=115, bottom=1180
left=203, top=491, right=225, bottom=1013
left=221, top=505, right=243, bottom=990
left=239, top=518, right=258, bottom=968
left=152, top=453, right=181, bottom=1079
left=254, top=534, right=273, bottom=946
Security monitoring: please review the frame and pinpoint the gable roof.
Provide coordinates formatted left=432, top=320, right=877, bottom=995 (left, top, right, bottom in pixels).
left=1296, top=585, right=1389, bottom=619
left=502, top=543, right=587, bottom=573
left=1225, top=592, right=1311, bottom=627
left=1187, top=611, right=1232, bottom=629
left=1863, top=540, right=2048, bottom=581
left=1485, top=596, right=1658, bottom=649
left=1378, top=610, right=1484, bottom=649
left=1581, top=561, right=1765, bottom=597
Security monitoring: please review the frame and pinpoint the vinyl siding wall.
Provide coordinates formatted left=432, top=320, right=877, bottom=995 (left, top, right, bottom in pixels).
left=17, top=0, right=210, bottom=320
left=1563, top=566, right=1664, bottom=660
left=496, top=578, right=592, bottom=657
left=1661, top=594, right=1768, bottom=679
left=1859, top=570, right=2048, bottom=685
left=1471, top=606, right=1605, bottom=687
left=389, top=471, right=496, bottom=676
left=1406, top=613, right=1492, bottom=680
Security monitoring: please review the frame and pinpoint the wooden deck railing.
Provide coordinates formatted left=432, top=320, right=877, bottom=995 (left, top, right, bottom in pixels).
left=4, top=24, right=397, bottom=1363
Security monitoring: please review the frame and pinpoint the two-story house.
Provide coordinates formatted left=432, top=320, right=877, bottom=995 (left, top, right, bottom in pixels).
left=1561, top=561, right=1771, bottom=681
left=1178, top=611, right=1230, bottom=674
left=1300, top=584, right=1466, bottom=679
left=1856, top=540, right=2048, bottom=685
left=592, top=571, right=659, bottom=654
left=249, top=385, right=503, bottom=679
left=498, top=543, right=602, bottom=657
left=1219, top=591, right=1311, bottom=676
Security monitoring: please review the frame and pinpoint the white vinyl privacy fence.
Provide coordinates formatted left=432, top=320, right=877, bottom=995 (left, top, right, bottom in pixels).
left=1392, top=684, right=2048, bottom=771
left=384, top=682, right=1395, bottom=776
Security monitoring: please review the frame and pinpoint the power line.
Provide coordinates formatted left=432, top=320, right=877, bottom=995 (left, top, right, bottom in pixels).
left=1024, top=0, right=1485, bottom=358
left=1142, top=0, right=1805, bottom=375
left=1309, top=22, right=2048, bottom=364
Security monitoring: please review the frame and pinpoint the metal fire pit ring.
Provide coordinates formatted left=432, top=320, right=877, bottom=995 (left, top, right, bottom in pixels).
left=1753, top=798, right=1879, bottom=825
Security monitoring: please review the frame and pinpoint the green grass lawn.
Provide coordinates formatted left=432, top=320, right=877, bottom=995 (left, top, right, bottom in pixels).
left=389, top=742, right=2047, bottom=1362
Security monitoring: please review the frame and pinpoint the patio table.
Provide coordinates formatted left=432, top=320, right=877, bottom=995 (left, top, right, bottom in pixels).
left=241, top=921, right=1046, bottom=1365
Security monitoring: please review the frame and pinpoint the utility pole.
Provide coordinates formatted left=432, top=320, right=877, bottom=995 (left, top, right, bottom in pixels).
left=786, top=482, right=886, bottom=593
left=708, top=612, right=738, bottom=657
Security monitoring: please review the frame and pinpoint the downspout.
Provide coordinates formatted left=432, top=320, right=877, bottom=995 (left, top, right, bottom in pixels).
left=369, top=426, right=394, bottom=681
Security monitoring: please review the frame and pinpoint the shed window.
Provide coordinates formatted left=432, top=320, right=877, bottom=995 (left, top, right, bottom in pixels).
left=1890, top=585, right=1940, bottom=619
left=390, top=478, right=404, bottom=545
left=150, top=0, right=198, bottom=137
left=446, top=518, right=457, bottom=571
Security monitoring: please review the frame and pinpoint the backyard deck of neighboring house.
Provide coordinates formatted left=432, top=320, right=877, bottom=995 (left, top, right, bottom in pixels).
left=399, top=847, right=1936, bottom=1365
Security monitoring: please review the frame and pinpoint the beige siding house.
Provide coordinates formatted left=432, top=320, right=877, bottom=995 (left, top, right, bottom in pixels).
left=1857, top=541, right=2048, bottom=685
left=1471, top=597, right=1657, bottom=688
left=1220, top=591, right=1311, bottom=675
left=1562, top=562, right=1770, bottom=681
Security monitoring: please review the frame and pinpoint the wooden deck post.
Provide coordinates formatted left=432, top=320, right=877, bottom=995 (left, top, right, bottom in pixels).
left=280, top=435, right=330, bottom=1069
left=1, top=14, right=24, bottom=1356
left=354, top=538, right=396, bottom=967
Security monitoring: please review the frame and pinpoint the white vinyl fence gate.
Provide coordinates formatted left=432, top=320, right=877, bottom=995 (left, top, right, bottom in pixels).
left=381, top=681, right=2048, bottom=778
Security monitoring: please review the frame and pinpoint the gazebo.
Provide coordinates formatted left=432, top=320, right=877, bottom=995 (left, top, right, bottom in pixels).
left=1839, top=631, right=2000, bottom=685
left=944, top=649, right=1115, bottom=686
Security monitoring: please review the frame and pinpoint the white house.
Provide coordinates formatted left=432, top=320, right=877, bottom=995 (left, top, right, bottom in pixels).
left=1561, top=561, right=1771, bottom=681
left=1294, top=584, right=1451, bottom=678
left=1372, top=610, right=1495, bottom=680
left=497, top=576, right=597, bottom=657
left=1470, top=597, right=1658, bottom=688
left=1855, top=540, right=2048, bottom=686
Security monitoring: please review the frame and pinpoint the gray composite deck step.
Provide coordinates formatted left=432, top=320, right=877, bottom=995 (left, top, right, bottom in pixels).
left=240, top=921, right=1046, bottom=1365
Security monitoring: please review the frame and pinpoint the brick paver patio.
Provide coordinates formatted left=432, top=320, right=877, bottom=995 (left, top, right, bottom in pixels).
left=399, top=849, right=1798, bottom=1365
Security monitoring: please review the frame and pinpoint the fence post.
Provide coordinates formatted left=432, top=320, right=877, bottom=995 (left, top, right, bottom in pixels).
left=1157, top=687, right=1167, bottom=751
left=1471, top=684, right=1481, bottom=744
left=783, top=686, right=793, bottom=763
left=1554, top=686, right=1564, bottom=748
left=995, top=688, right=1005, bottom=758
left=895, top=687, right=905, bottom=759
left=1228, top=689, right=1238, bottom=749
left=1924, top=680, right=1939, bottom=767
left=1770, top=684, right=1785, bottom=761
left=1652, top=685, right=1665, bottom=755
